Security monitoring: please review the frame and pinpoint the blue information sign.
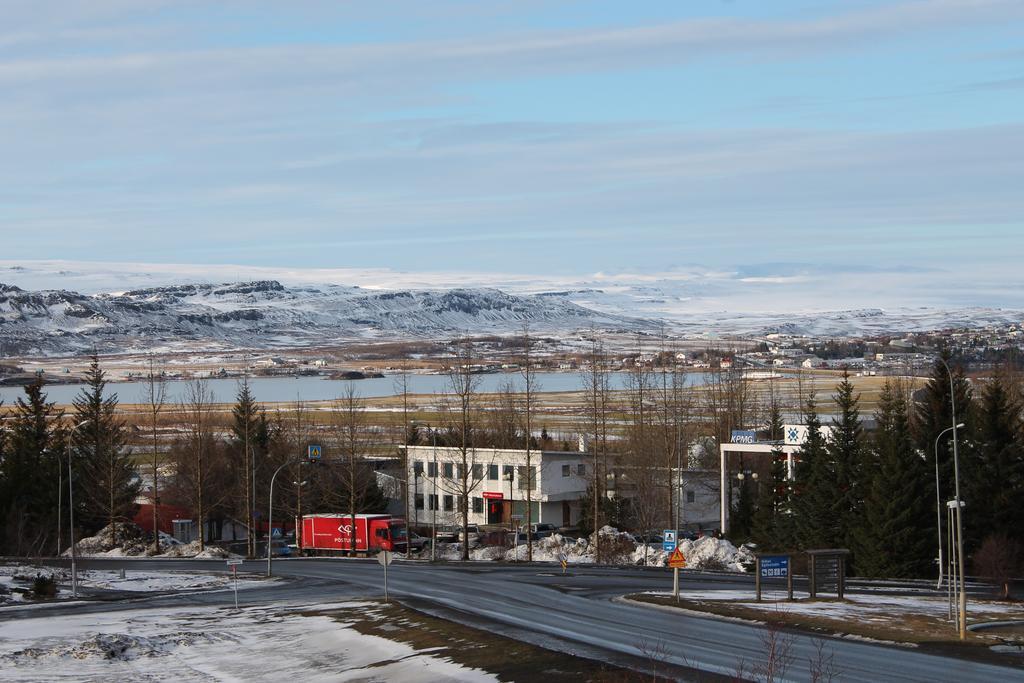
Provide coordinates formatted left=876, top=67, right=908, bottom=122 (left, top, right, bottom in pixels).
left=759, top=555, right=789, bottom=579
left=307, top=444, right=322, bottom=461
left=662, top=529, right=677, bottom=552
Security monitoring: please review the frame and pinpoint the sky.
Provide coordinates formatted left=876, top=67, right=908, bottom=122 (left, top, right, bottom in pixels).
left=1, top=1, right=1023, bottom=308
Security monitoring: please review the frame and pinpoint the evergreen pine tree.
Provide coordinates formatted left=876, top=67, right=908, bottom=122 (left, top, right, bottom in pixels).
left=967, top=372, right=1024, bottom=544
left=792, top=398, right=838, bottom=549
left=72, top=355, right=138, bottom=540
left=827, top=371, right=866, bottom=553
left=751, top=402, right=792, bottom=550
left=230, top=381, right=268, bottom=556
left=0, top=381, right=65, bottom=555
left=851, top=382, right=934, bottom=578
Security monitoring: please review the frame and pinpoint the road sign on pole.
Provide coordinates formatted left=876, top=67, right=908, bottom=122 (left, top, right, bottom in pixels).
left=378, top=550, right=393, bottom=602
left=663, top=529, right=677, bottom=552
left=226, top=559, right=243, bottom=609
left=307, top=444, right=322, bottom=462
left=668, top=547, right=686, bottom=602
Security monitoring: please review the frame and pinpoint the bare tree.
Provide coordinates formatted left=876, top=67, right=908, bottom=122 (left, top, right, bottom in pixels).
left=143, top=356, right=166, bottom=554
left=393, top=367, right=412, bottom=557
left=520, top=322, right=539, bottom=561
left=583, top=335, right=612, bottom=562
left=176, top=379, right=217, bottom=550
left=333, top=384, right=378, bottom=556
left=442, top=338, right=484, bottom=561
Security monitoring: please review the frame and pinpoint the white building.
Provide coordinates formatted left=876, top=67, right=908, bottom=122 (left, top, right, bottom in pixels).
left=402, top=445, right=592, bottom=529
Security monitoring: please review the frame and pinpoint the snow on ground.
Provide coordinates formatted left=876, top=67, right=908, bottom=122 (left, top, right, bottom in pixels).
left=652, top=588, right=1024, bottom=622
left=424, top=527, right=753, bottom=571
left=0, top=563, right=269, bottom=605
left=0, top=600, right=497, bottom=682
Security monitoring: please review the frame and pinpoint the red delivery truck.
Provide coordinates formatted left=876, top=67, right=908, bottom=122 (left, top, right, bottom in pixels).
left=300, top=513, right=408, bottom=555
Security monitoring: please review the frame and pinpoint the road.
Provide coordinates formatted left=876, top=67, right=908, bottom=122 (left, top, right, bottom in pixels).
left=9, top=557, right=1022, bottom=682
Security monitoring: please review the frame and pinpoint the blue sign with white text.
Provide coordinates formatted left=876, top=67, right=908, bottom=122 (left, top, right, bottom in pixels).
left=662, top=529, right=677, bottom=552
left=731, top=430, right=757, bottom=444
left=760, top=555, right=789, bottom=579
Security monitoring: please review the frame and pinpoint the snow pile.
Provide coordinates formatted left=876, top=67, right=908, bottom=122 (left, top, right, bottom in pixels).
left=65, top=523, right=153, bottom=557
left=4, top=631, right=231, bottom=663
left=675, top=536, right=754, bottom=573
left=419, top=526, right=751, bottom=571
left=67, top=524, right=239, bottom=559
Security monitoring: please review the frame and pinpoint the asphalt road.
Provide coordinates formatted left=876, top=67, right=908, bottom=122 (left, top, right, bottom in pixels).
left=9, top=557, right=1023, bottom=682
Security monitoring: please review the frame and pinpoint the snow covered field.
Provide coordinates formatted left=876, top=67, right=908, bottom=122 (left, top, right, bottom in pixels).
left=0, top=600, right=497, bottom=682
left=652, top=588, right=1024, bottom=623
left=0, top=563, right=268, bottom=605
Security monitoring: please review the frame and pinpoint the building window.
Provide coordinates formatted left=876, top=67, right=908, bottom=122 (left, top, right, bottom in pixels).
left=472, top=497, right=484, bottom=514
left=443, top=495, right=454, bottom=512
left=415, top=494, right=424, bottom=510
left=517, top=466, right=536, bottom=490
left=503, top=465, right=515, bottom=479
left=488, top=464, right=499, bottom=480
left=577, top=463, right=586, bottom=476
left=427, top=461, right=437, bottom=478
left=686, top=490, right=696, bottom=504
left=428, top=494, right=438, bottom=510
left=443, top=462, right=454, bottom=479
left=413, top=461, right=424, bottom=476
left=472, top=464, right=483, bottom=480
left=457, top=463, right=466, bottom=480
left=562, top=464, right=570, bottom=477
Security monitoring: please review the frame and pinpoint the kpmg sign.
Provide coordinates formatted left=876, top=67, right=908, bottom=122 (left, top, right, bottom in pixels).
left=730, top=430, right=757, bottom=444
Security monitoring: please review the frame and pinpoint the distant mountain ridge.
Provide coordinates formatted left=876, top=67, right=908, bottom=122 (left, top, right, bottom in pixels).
left=0, top=280, right=647, bottom=356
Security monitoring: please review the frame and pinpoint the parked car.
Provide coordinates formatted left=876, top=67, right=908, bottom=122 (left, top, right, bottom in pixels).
left=455, top=524, right=480, bottom=543
left=433, top=526, right=458, bottom=543
left=269, top=539, right=292, bottom=557
left=406, top=531, right=428, bottom=551
left=518, top=523, right=557, bottom=538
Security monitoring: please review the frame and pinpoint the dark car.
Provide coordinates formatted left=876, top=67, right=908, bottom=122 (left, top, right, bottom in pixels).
left=519, top=523, right=557, bottom=539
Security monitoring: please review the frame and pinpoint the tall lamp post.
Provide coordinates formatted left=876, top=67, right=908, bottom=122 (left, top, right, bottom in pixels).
left=267, top=460, right=302, bottom=577
left=937, top=356, right=967, bottom=639
left=64, top=419, right=90, bottom=599
left=934, top=423, right=964, bottom=591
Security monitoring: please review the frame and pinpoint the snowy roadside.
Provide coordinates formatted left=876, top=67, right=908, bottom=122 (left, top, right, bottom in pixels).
left=0, top=600, right=498, bottom=682
left=642, top=588, right=1024, bottom=621
left=0, top=563, right=270, bottom=606
left=418, top=526, right=754, bottom=571
left=632, top=588, right=1024, bottom=647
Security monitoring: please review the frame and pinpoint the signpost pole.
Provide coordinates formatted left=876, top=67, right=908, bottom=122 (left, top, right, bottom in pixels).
left=233, top=566, right=239, bottom=610
left=378, top=550, right=393, bottom=602
left=673, top=567, right=679, bottom=602
left=755, top=557, right=762, bottom=602
left=787, top=555, right=793, bottom=601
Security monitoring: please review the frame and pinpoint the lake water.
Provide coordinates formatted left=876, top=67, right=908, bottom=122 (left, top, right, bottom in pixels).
left=0, top=371, right=711, bottom=406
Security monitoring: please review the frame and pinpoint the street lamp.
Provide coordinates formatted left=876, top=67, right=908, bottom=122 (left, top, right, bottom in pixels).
left=64, top=419, right=90, bottom=598
left=934, top=423, right=964, bottom=591
left=503, top=470, right=515, bottom=533
left=937, top=356, right=967, bottom=640
left=267, top=460, right=303, bottom=577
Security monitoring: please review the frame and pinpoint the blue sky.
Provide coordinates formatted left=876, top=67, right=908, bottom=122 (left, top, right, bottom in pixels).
left=1, top=0, right=1023, bottom=306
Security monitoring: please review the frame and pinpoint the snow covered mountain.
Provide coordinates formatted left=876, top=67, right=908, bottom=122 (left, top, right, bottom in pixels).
left=0, top=280, right=649, bottom=356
